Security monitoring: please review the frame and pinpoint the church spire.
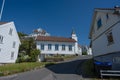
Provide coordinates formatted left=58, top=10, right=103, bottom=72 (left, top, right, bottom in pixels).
left=71, top=29, right=78, bottom=54
left=71, top=28, right=76, bottom=35
left=71, top=29, right=77, bottom=41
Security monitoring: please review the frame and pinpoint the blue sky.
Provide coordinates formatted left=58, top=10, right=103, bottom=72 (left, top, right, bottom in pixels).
left=0, top=0, right=120, bottom=45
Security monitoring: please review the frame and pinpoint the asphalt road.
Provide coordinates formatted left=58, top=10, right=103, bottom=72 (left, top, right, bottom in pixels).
left=0, top=55, right=92, bottom=80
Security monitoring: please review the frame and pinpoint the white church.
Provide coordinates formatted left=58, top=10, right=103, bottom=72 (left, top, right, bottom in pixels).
left=35, top=29, right=82, bottom=61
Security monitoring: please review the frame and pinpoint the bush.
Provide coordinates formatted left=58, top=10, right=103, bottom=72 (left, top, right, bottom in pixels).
left=82, top=52, right=87, bottom=55
left=18, top=35, right=41, bottom=63
left=17, top=49, right=40, bottom=63
left=29, top=49, right=40, bottom=62
left=82, top=59, right=95, bottom=77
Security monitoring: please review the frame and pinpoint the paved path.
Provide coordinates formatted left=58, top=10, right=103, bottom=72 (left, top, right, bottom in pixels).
left=0, top=55, right=92, bottom=80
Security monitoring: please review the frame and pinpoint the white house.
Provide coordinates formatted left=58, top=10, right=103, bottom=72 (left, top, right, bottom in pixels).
left=89, top=6, right=120, bottom=70
left=35, top=30, right=82, bottom=61
left=29, top=28, right=50, bottom=37
left=0, top=22, right=21, bottom=63
left=81, top=45, right=92, bottom=55
left=78, top=44, right=82, bottom=55
left=86, top=47, right=92, bottom=55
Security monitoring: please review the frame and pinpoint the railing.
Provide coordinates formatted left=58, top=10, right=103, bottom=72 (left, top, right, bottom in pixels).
left=100, top=70, right=120, bottom=79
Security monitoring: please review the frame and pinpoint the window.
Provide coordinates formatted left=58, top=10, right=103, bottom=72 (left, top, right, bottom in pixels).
left=106, top=32, right=114, bottom=45
left=62, top=45, right=65, bottom=51
left=41, top=44, right=44, bottom=50
left=106, top=14, right=109, bottom=22
left=48, top=44, right=52, bottom=50
left=11, top=52, right=14, bottom=60
left=55, top=44, right=59, bottom=51
left=9, top=28, right=13, bottom=35
left=13, top=41, right=16, bottom=48
left=106, top=14, right=109, bottom=20
left=69, top=45, right=72, bottom=51
left=113, top=57, right=120, bottom=63
left=97, top=18, right=102, bottom=29
left=0, top=35, right=3, bottom=43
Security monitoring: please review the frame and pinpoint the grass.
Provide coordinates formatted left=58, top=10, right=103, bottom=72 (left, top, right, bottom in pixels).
left=0, top=62, right=55, bottom=76
left=62, top=55, right=77, bottom=60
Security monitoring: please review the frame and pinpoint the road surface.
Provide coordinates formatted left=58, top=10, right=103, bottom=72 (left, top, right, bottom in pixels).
left=0, top=55, right=92, bottom=80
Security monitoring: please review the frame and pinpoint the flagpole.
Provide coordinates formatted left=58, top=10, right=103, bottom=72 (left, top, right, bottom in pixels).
left=0, top=0, right=5, bottom=21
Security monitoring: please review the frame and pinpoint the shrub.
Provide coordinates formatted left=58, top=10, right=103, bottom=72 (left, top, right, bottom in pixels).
left=82, top=52, right=87, bottom=55
left=82, top=59, right=95, bottom=77
left=29, top=49, right=40, bottom=62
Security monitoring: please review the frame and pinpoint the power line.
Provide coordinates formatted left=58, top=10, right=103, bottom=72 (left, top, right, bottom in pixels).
left=0, top=0, right=5, bottom=21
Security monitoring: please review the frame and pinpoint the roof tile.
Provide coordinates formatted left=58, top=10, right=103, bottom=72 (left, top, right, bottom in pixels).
left=36, top=36, right=76, bottom=42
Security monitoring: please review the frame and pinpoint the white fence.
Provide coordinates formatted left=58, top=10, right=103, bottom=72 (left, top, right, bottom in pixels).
left=100, top=70, right=120, bottom=78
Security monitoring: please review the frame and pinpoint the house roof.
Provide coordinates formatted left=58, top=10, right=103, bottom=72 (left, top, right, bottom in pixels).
left=95, top=5, right=120, bottom=11
left=35, top=36, right=76, bottom=42
left=0, top=22, right=8, bottom=25
left=89, top=6, right=120, bottom=39
left=0, top=21, right=21, bottom=44
left=95, top=8, right=115, bottom=10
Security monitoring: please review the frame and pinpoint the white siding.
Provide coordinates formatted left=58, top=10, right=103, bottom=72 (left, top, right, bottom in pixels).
left=0, top=22, right=20, bottom=63
left=92, top=11, right=120, bottom=57
left=36, top=41, right=76, bottom=55
left=92, top=12, right=120, bottom=41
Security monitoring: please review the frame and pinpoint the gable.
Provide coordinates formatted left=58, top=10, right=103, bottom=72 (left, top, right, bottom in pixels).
left=0, top=22, right=8, bottom=25
left=0, top=22, right=21, bottom=44
left=89, top=8, right=119, bottom=39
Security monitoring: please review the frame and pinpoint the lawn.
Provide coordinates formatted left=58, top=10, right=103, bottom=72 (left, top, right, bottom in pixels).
left=0, top=62, right=55, bottom=76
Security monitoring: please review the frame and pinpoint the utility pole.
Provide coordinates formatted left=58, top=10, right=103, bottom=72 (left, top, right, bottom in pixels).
left=0, top=0, right=5, bottom=21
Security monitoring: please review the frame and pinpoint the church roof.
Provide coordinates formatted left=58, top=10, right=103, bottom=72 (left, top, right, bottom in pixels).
left=35, top=36, right=76, bottom=42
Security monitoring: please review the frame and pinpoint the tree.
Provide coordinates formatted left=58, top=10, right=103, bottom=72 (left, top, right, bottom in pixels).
left=17, top=32, right=41, bottom=63
left=18, top=32, right=27, bottom=38
left=29, top=49, right=40, bottom=62
left=82, top=52, right=87, bottom=55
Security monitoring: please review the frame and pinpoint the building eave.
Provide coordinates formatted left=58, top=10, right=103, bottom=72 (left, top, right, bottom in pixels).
left=89, top=10, right=97, bottom=39
left=89, top=8, right=117, bottom=39
left=35, top=36, right=76, bottom=43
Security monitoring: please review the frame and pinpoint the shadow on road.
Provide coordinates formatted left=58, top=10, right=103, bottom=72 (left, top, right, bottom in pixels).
left=45, top=60, right=84, bottom=74
left=45, top=56, right=95, bottom=79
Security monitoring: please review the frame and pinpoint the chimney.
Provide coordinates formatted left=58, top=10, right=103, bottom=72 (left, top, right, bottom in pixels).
left=114, top=5, right=120, bottom=8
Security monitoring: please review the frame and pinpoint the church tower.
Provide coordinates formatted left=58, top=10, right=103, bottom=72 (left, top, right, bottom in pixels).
left=71, top=29, right=78, bottom=54
left=71, top=29, right=78, bottom=41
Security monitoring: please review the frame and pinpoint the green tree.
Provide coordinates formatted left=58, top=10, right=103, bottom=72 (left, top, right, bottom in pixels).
left=82, top=52, right=87, bottom=55
left=18, top=32, right=27, bottom=38
left=17, top=32, right=41, bottom=63
left=29, top=49, right=40, bottom=62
